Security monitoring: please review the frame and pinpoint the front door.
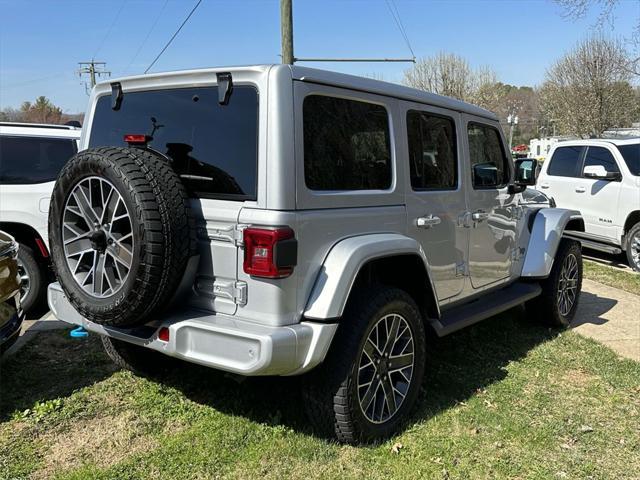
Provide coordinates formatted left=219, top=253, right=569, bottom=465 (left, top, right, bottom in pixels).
left=574, top=145, right=622, bottom=238
left=403, top=103, right=468, bottom=302
left=464, top=117, right=517, bottom=289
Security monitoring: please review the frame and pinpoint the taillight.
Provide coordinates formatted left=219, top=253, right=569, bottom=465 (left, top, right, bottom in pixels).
left=243, top=227, right=297, bottom=278
left=158, top=327, right=170, bottom=342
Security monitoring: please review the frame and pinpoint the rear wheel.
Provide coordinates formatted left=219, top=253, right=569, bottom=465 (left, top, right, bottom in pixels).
left=48, top=147, right=195, bottom=327
left=101, top=336, right=175, bottom=377
left=625, top=222, right=640, bottom=272
left=527, top=239, right=582, bottom=327
left=16, top=244, right=46, bottom=313
left=302, top=285, right=426, bottom=444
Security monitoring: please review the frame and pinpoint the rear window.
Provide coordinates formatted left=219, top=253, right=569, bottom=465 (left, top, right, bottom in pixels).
left=0, top=135, right=77, bottom=184
left=617, top=143, right=640, bottom=176
left=89, top=86, right=258, bottom=200
left=547, top=146, right=583, bottom=177
left=303, top=95, right=391, bottom=191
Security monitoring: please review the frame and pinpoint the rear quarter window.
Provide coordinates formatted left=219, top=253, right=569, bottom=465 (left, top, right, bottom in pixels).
left=303, top=95, right=392, bottom=191
left=0, top=135, right=77, bottom=184
left=89, top=85, right=258, bottom=200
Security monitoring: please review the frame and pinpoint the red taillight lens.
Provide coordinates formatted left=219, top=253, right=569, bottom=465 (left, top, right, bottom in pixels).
left=243, top=227, right=296, bottom=278
left=158, top=327, right=170, bottom=342
left=123, top=134, right=149, bottom=145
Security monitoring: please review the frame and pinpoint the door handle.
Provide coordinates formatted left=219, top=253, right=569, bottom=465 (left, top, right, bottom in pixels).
left=416, top=214, right=441, bottom=229
left=575, top=186, right=586, bottom=193
left=471, top=210, right=489, bottom=222
left=540, top=183, right=550, bottom=189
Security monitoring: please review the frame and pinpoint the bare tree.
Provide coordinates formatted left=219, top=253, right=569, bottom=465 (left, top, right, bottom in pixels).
left=555, top=0, right=640, bottom=76
left=540, top=36, right=638, bottom=137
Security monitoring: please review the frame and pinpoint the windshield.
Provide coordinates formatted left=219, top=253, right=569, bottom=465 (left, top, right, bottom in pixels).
left=617, top=143, right=640, bottom=176
left=88, top=85, right=259, bottom=200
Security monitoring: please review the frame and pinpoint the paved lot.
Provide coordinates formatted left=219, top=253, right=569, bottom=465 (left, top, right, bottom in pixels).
left=572, top=279, right=640, bottom=361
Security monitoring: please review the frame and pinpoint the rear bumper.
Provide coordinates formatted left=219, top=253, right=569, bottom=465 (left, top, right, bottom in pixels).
left=48, top=283, right=337, bottom=376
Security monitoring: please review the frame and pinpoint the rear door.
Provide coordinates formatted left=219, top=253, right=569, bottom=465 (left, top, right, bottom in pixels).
left=87, top=84, right=260, bottom=315
left=402, top=103, right=468, bottom=302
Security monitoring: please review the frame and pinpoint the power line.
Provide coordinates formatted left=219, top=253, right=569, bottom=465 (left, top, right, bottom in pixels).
left=123, top=0, right=170, bottom=74
left=93, top=0, right=127, bottom=59
left=384, top=0, right=415, bottom=59
left=145, top=0, right=203, bottom=74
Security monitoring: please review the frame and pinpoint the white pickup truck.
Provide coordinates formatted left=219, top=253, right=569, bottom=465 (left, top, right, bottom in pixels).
left=536, top=138, right=640, bottom=271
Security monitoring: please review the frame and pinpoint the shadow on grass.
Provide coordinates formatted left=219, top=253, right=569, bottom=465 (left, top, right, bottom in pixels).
left=0, top=330, right=117, bottom=420
left=0, top=307, right=562, bottom=439
left=155, top=305, right=562, bottom=440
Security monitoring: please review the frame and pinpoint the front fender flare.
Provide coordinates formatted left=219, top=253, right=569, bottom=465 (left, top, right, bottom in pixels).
left=521, top=208, right=582, bottom=279
left=303, top=233, right=438, bottom=320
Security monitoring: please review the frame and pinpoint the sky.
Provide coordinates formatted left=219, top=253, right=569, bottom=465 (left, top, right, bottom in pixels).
left=1, top=0, right=638, bottom=113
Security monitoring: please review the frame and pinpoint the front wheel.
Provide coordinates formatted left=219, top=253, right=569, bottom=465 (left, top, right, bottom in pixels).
left=527, top=239, right=582, bottom=327
left=625, top=222, right=640, bottom=272
left=302, top=285, right=426, bottom=444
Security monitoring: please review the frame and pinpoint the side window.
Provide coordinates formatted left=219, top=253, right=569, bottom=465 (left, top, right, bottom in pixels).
left=467, top=123, right=509, bottom=188
left=583, top=146, right=620, bottom=175
left=406, top=110, right=457, bottom=190
left=547, top=146, right=583, bottom=177
left=303, top=95, right=391, bottom=191
left=0, top=135, right=77, bottom=184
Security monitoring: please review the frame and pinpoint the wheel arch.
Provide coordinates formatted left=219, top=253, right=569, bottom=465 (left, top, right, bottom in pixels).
left=0, top=221, right=49, bottom=260
left=521, top=208, right=583, bottom=279
left=303, top=233, right=440, bottom=322
left=622, top=211, right=640, bottom=247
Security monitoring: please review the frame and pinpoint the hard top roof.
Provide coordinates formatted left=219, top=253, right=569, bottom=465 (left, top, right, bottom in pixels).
left=0, top=122, right=81, bottom=139
left=96, top=64, right=498, bottom=121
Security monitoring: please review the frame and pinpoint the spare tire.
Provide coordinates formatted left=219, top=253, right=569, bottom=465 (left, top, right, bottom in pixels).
left=48, top=147, right=195, bottom=327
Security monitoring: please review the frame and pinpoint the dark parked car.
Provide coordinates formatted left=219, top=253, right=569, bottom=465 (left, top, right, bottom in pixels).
left=0, top=231, right=24, bottom=354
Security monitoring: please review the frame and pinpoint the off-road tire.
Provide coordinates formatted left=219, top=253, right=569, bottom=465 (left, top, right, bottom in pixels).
left=16, top=244, right=46, bottom=313
left=48, top=147, right=195, bottom=327
left=527, top=239, right=582, bottom=327
left=101, top=336, right=175, bottom=376
left=625, top=222, right=640, bottom=272
left=302, top=285, right=426, bottom=444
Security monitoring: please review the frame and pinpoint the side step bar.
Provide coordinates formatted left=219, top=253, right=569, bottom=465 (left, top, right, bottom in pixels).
left=432, top=282, right=542, bottom=337
left=563, top=233, right=622, bottom=255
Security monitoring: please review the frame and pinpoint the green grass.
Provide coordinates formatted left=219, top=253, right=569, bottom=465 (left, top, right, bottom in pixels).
left=1, top=315, right=639, bottom=480
left=584, top=260, right=640, bottom=296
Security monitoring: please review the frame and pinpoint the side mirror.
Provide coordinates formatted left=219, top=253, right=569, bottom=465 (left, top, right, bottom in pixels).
left=514, top=158, right=538, bottom=186
left=583, top=165, right=621, bottom=181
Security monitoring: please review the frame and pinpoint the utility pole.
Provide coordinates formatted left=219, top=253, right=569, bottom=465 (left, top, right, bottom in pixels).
left=281, top=0, right=294, bottom=64
left=77, top=61, right=111, bottom=94
left=507, top=113, right=519, bottom=151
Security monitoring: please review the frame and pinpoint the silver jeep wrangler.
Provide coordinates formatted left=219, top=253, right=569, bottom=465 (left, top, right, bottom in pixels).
left=47, top=65, right=584, bottom=443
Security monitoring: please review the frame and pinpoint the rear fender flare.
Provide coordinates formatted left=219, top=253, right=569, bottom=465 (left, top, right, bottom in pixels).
left=303, top=233, right=439, bottom=320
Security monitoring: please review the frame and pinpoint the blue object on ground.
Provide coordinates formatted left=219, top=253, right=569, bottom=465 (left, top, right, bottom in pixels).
left=70, top=326, right=89, bottom=338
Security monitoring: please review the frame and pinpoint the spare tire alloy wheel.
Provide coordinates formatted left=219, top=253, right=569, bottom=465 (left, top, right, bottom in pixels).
left=49, top=147, right=194, bottom=328
left=358, top=313, right=415, bottom=424
left=63, top=177, right=133, bottom=298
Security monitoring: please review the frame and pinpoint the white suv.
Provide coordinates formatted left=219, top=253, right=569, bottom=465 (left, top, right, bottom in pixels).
left=536, top=138, right=640, bottom=271
left=0, top=122, right=81, bottom=311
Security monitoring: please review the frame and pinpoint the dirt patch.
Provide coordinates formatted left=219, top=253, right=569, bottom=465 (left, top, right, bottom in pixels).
left=559, top=368, right=599, bottom=388
left=33, top=410, right=157, bottom=479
